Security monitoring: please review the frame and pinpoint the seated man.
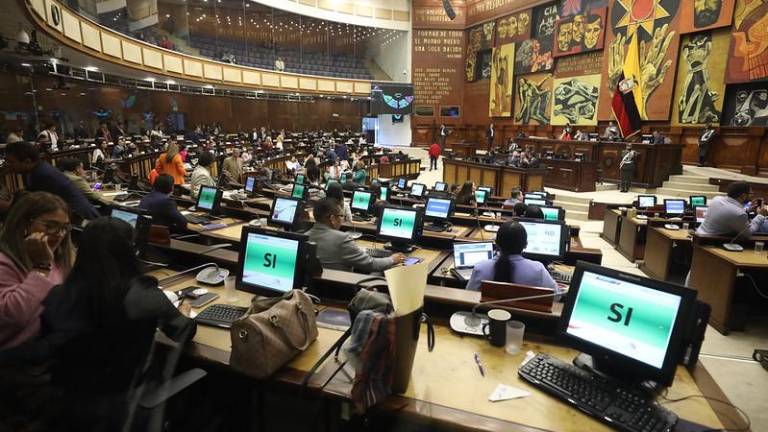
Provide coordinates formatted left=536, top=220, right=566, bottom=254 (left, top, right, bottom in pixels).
left=307, top=198, right=405, bottom=273
left=697, top=181, right=767, bottom=237
left=58, top=158, right=100, bottom=202
left=4, top=141, right=99, bottom=220
left=139, top=174, right=188, bottom=232
left=502, top=188, right=524, bottom=208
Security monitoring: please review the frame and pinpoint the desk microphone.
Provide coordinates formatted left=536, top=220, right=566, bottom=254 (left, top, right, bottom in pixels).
left=197, top=243, right=233, bottom=255
left=723, top=224, right=752, bottom=252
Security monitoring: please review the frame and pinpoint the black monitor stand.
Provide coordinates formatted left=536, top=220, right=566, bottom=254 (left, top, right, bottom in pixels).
left=352, top=212, right=372, bottom=222
left=572, top=353, right=661, bottom=393
left=384, top=241, right=416, bottom=253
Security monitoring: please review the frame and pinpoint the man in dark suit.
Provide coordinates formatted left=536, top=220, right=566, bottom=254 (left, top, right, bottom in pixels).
left=4, top=141, right=99, bottom=220
left=698, top=122, right=716, bottom=166
left=487, top=123, right=495, bottom=148
left=139, top=174, right=187, bottom=232
left=619, top=144, right=637, bottom=193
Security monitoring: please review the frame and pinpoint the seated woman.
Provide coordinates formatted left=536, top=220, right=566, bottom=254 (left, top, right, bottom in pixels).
left=3, top=217, right=196, bottom=430
left=455, top=181, right=476, bottom=206
left=326, top=182, right=352, bottom=223
left=466, top=221, right=558, bottom=292
left=352, top=161, right=367, bottom=185
left=0, top=192, right=73, bottom=349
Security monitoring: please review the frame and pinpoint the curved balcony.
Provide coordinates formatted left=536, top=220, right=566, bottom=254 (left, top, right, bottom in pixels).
left=24, top=0, right=381, bottom=96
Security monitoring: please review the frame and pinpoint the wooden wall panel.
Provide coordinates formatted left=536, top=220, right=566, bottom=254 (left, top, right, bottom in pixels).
left=61, top=9, right=81, bottom=43
left=142, top=48, right=163, bottom=69
left=121, top=41, right=142, bottom=64
left=101, top=33, right=121, bottom=58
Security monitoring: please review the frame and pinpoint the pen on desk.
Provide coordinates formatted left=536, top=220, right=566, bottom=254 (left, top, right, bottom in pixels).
left=474, top=352, right=485, bottom=377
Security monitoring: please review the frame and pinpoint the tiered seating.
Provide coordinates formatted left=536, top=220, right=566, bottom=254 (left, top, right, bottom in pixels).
left=188, top=35, right=374, bottom=80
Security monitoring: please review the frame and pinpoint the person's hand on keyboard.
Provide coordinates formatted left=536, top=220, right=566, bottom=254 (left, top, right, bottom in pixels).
left=391, top=253, right=406, bottom=265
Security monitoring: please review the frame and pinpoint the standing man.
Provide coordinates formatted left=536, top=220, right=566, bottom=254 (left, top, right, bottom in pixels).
left=619, top=143, right=637, bottom=193
left=439, top=123, right=448, bottom=148
left=222, top=148, right=244, bottom=185
left=698, top=122, right=716, bottom=166
left=428, top=142, right=441, bottom=171
left=37, top=123, right=59, bottom=152
left=487, top=123, right=495, bottom=148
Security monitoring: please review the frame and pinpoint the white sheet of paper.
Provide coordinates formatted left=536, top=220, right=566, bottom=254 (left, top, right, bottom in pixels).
left=385, top=261, right=428, bottom=316
left=181, top=210, right=192, bottom=215
left=488, top=384, right=531, bottom=402
left=102, top=192, right=123, bottom=197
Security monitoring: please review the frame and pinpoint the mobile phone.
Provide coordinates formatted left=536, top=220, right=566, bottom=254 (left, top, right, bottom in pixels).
left=404, top=257, right=422, bottom=266
left=190, top=292, right=219, bottom=308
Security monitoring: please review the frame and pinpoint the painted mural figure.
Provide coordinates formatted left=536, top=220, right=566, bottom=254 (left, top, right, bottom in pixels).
left=516, top=75, right=552, bottom=124
left=695, top=0, right=724, bottom=27
left=678, top=34, right=721, bottom=124
left=491, top=49, right=511, bottom=115
left=553, top=78, right=599, bottom=123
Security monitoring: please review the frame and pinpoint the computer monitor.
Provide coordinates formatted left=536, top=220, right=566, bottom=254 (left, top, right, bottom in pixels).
left=379, top=185, right=389, bottom=202
left=453, top=242, right=494, bottom=268
left=524, top=197, right=547, bottom=206
left=478, top=186, right=493, bottom=196
left=110, top=207, right=140, bottom=228
left=291, top=182, right=307, bottom=200
left=637, top=195, right=657, bottom=209
left=269, top=196, right=302, bottom=229
left=560, top=261, right=696, bottom=386
left=475, top=190, right=488, bottom=205
left=664, top=199, right=686, bottom=216
left=196, top=186, right=222, bottom=214
left=244, top=176, right=257, bottom=194
left=351, top=190, right=375, bottom=215
left=518, top=218, right=568, bottom=262
left=376, top=206, right=422, bottom=252
left=424, top=197, right=454, bottom=231
left=340, top=172, right=349, bottom=184
left=236, top=227, right=307, bottom=296
left=410, top=183, right=426, bottom=198
left=689, top=195, right=706, bottom=208
left=541, top=206, right=565, bottom=221
left=396, top=177, right=408, bottom=190
left=434, top=181, right=447, bottom=192
left=530, top=191, right=548, bottom=198
left=295, top=173, right=305, bottom=185
left=325, top=179, right=339, bottom=190
left=694, top=206, right=708, bottom=223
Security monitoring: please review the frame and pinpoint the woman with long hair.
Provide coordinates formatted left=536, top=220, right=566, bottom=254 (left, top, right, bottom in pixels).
left=466, top=221, right=558, bottom=292
left=325, top=181, right=352, bottom=223
left=0, top=192, right=73, bottom=349
left=12, top=218, right=196, bottom=430
left=154, top=140, right=185, bottom=185
left=305, top=154, right=320, bottom=184
left=455, top=181, right=476, bottom=206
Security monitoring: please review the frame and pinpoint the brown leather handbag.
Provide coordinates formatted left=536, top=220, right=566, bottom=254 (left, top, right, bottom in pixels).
left=229, top=290, right=318, bottom=379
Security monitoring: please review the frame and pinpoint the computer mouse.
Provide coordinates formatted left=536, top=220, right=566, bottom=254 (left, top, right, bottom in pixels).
left=249, top=219, right=262, bottom=227
left=192, top=288, right=209, bottom=296
left=446, top=226, right=453, bottom=232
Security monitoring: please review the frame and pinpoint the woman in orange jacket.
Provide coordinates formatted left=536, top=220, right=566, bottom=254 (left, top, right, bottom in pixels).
left=155, top=141, right=186, bottom=185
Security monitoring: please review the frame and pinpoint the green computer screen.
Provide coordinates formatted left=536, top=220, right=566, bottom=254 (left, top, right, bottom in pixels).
left=291, top=183, right=305, bottom=199
left=379, top=208, right=417, bottom=240
left=690, top=196, right=706, bottom=207
left=380, top=186, right=388, bottom=201
left=351, top=191, right=372, bottom=211
left=295, top=174, right=305, bottom=185
left=542, top=207, right=559, bottom=221
left=475, top=190, right=487, bottom=204
left=340, top=173, right=348, bottom=183
left=325, top=180, right=338, bottom=190
left=198, top=187, right=217, bottom=211
left=242, top=233, right=299, bottom=293
left=566, top=271, right=681, bottom=369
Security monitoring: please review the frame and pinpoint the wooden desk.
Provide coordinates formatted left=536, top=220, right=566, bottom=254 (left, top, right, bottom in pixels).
left=617, top=216, right=646, bottom=262
left=639, top=227, right=692, bottom=282
left=517, top=138, right=683, bottom=188
left=541, top=159, right=597, bottom=192
left=319, top=325, right=725, bottom=432
left=688, top=245, right=768, bottom=334
left=601, top=209, right=622, bottom=245
left=442, top=159, right=546, bottom=197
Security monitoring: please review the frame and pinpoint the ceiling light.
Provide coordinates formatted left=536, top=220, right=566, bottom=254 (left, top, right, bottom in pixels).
left=85, top=66, right=99, bottom=71
left=166, top=79, right=176, bottom=85
left=20, top=63, right=31, bottom=67
left=145, top=77, right=156, bottom=82
left=204, top=84, right=214, bottom=89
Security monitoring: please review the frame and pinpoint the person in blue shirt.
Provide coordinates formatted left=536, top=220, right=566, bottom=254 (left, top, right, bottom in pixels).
left=466, top=221, right=559, bottom=293
left=138, top=174, right=187, bottom=232
left=4, top=141, right=100, bottom=220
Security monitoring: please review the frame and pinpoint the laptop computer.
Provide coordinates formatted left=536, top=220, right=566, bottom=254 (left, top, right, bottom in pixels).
left=452, top=242, right=494, bottom=281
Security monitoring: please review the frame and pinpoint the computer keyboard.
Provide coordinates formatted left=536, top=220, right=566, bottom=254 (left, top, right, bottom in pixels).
left=352, top=214, right=371, bottom=222
left=519, top=354, right=678, bottom=432
left=366, top=248, right=393, bottom=258
left=195, top=304, right=249, bottom=328
left=186, top=214, right=214, bottom=225
left=550, top=269, right=572, bottom=284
